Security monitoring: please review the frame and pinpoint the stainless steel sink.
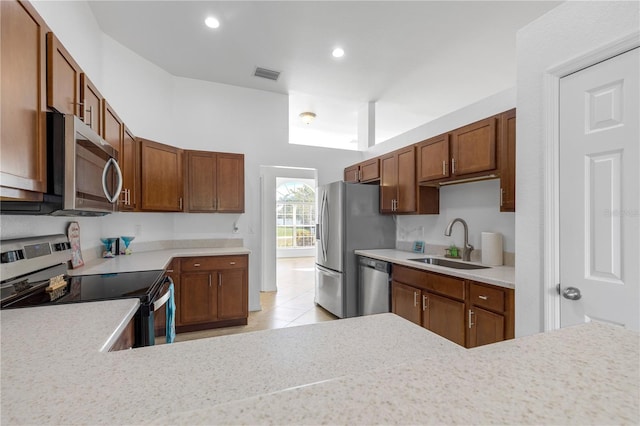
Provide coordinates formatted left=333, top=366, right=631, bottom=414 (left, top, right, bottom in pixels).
left=408, top=258, right=490, bottom=270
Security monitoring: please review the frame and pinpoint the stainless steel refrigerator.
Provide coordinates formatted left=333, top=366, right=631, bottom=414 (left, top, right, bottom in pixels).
left=315, top=181, right=396, bottom=318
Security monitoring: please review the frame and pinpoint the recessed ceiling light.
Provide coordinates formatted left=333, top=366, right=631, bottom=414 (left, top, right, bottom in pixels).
left=332, top=47, right=345, bottom=58
left=205, top=16, right=220, bottom=29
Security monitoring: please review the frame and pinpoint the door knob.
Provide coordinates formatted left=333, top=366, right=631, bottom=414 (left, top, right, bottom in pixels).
left=562, top=287, right=582, bottom=300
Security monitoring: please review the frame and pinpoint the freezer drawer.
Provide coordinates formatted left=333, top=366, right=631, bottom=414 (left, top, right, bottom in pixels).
left=358, top=257, right=391, bottom=316
left=315, top=265, right=344, bottom=318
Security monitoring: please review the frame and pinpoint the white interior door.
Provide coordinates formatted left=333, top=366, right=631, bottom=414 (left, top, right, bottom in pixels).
left=559, top=48, right=639, bottom=331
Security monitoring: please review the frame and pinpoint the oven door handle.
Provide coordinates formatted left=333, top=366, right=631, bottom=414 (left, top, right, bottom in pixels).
left=153, top=287, right=172, bottom=312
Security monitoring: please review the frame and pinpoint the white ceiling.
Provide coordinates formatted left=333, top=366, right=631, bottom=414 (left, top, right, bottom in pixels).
left=88, top=1, right=560, bottom=150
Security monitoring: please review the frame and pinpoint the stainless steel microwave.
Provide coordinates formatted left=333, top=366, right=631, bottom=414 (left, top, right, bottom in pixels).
left=1, top=112, right=122, bottom=216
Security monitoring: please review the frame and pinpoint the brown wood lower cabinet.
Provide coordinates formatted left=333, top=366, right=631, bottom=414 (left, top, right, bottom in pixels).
left=174, top=255, right=248, bottom=332
left=391, top=265, right=513, bottom=348
left=467, top=281, right=514, bottom=348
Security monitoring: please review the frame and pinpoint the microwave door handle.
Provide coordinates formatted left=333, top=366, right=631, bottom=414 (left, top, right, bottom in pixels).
left=102, top=158, right=123, bottom=204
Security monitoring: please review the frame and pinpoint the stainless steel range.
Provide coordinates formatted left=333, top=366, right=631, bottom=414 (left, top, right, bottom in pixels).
left=0, top=234, right=173, bottom=346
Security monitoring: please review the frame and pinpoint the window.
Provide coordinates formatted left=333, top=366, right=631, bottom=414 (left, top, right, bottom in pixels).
left=276, top=182, right=316, bottom=248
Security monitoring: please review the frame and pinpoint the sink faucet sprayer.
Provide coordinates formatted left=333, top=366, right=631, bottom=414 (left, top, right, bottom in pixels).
left=444, top=218, right=473, bottom=261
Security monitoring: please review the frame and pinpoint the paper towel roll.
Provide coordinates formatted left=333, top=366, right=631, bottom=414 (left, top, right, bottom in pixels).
left=481, top=232, right=503, bottom=266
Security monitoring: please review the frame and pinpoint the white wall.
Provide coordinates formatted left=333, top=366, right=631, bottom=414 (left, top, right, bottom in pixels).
left=515, top=1, right=639, bottom=337
left=397, top=179, right=515, bottom=254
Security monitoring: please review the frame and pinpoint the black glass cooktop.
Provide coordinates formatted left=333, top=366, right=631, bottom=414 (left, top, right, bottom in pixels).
left=1, top=269, right=164, bottom=308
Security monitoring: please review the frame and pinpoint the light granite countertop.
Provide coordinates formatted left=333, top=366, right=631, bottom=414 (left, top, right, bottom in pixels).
left=355, top=248, right=515, bottom=289
left=67, top=246, right=251, bottom=276
left=2, top=299, right=638, bottom=425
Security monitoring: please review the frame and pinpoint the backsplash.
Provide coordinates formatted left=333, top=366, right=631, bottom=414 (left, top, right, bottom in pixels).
left=395, top=179, right=515, bottom=259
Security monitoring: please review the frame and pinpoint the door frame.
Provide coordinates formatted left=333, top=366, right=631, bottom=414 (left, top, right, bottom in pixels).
left=543, top=31, right=639, bottom=331
left=259, top=166, right=317, bottom=293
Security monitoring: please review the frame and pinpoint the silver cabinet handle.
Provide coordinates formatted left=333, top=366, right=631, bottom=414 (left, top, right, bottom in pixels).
left=478, top=295, right=488, bottom=300
left=218, top=272, right=222, bottom=287
left=468, top=309, right=474, bottom=328
left=179, top=197, right=183, bottom=210
left=229, top=261, right=236, bottom=265
left=562, top=287, right=582, bottom=300
left=500, top=188, right=504, bottom=206
left=208, top=273, right=212, bottom=287
left=442, top=160, right=446, bottom=175
left=84, top=105, right=93, bottom=126
left=413, top=291, right=418, bottom=307
left=452, top=158, right=456, bottom=174
left=422, top=294, right=428, bottom=311
left=193, top=263, right=201, bottom=267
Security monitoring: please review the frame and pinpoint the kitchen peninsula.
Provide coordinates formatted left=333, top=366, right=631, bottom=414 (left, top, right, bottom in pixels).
left=1, top=299, right=638, bottom=425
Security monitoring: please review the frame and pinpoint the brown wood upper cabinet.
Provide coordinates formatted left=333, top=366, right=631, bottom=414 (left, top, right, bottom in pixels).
left=184, top=150, right=244, bottom=213
left=0, top=0, right=48, bottom=201
left=46, top=32, right=81, bottom=116
left=417, top=134, right=450, bottom=183
left=499, top=109, right=516, bottom=212
left=450, top=116, right=497, bottom=178
left=380, top=146, right=416, bottom=214
left=80, top=74, right=102, bottom=135
left=102, top=100, right=122, bottom=152
left=344, top=158, right=380, bottom=183
left=138, top=138, right=183, bottom=212
left=119, top=126, right=137, bottom=211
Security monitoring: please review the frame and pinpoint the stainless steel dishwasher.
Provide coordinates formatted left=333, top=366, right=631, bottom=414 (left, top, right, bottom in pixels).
left=358, top=256, right=392, bottom=316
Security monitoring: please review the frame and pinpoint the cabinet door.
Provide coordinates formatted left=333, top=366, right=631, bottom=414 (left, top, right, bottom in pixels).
left=80, top=74, right=102, bottom=135
left=139, top=138, right=183, bottom=211
left=417, top=134, right=449, bottom=182
left=46, top=32, right=81, bottom=116
left=119, top=126, right=137, bottom=211
left=469, top=307, right=505, bottom=348
left=396, top=146, right=416, bottom=213
left=451, top=116, right=497, bottom=177
left=217, top=268, right=248, bottom=320
left=102, top=100, right=122, bottom=152
left=344, top=165, right=359, bottom=183
left=186, top=151, right=217, bottom=212
left=499, top=109, right=516, bottom=212
left=0, top=0, right=47, bottom=199
left=360, top=158, right=380, bottom=182
left=391, top=281, right=421, bottom=325
left=179, top=272, right=217, bottom=325
left=379, top=153, right=397, bottom=213
left=217, top=153, right=245, bottom=213
left=422, top=292, right=465, bottom=346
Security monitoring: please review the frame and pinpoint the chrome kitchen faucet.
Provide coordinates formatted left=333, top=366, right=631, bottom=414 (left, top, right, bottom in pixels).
left=444, top=218, right=473, bottom=261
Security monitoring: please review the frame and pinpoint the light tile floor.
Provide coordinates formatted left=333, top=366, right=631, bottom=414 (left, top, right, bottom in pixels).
left=176, top=257, right=336, bottom=342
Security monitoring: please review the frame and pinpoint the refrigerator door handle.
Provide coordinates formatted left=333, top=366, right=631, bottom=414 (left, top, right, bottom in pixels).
left=321, top=191, right=329, bottom=263
left=316, top=264, right=342, bottom=278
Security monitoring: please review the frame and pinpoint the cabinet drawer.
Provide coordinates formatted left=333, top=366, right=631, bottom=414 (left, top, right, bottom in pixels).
left=470, top=282, right=505, bottom=312
left=424, top=272, right=465, bottom=301
left=392, top=265, right=425, bottom=287
left=181, top=255, right=247, bottom=272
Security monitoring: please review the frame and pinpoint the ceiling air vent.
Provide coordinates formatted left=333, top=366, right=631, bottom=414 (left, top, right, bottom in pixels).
left=254, top=67, right=280, bottom=81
